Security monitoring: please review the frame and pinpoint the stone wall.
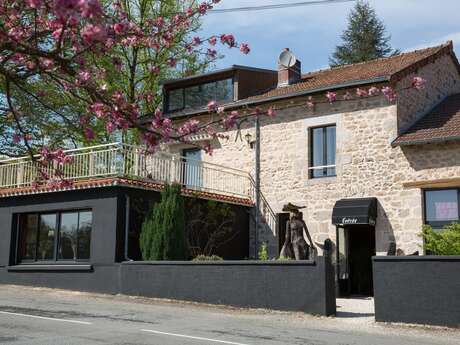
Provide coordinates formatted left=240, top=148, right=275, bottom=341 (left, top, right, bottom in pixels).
left=167, top=52, right=460, bottom=257
left=396, top=54, right=460, bottom=133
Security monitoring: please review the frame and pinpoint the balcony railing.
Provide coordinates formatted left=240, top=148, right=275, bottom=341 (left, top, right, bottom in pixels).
left=0, top=143, right=254, bottom=199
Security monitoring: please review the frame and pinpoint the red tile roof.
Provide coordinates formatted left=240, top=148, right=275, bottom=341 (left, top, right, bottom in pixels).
left=393, top=93, right=460, bottom=146
left=0, top=177, right=253, bottom=206
left=248, top=42, right=457, bottom=101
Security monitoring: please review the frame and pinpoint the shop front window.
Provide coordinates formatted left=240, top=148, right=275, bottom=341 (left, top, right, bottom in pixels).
left=424, top=189, right=460, bottom=229
left=17, top=210, right=92, bottom=263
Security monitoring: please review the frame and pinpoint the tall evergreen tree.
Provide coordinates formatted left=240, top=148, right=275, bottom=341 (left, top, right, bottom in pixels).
left=139, top=184, right=189, bottom=261
left=330, top=1, right=399, bottom=66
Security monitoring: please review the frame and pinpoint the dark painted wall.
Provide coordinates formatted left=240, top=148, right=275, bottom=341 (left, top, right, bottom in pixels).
left=0, top=188, right=124, bottom=293
left=120, top=256, right=336, bottom=316
left=373, top=256, right=460, bottom=328
left=0, top=188, right=123, bottom=266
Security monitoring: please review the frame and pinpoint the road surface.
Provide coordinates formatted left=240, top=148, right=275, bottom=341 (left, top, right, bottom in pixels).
left=0, top=285, right=458, bottom=345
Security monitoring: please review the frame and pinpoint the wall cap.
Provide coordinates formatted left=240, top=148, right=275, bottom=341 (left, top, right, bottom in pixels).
left=7, top=264, right=93, bottom=272
left=373, top=256, right=460, bottom=262
left=121, top=260, right=318, bottom=266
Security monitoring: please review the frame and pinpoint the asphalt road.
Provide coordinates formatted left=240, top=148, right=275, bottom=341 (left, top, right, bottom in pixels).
left=0, top=285, right=458, bottom=345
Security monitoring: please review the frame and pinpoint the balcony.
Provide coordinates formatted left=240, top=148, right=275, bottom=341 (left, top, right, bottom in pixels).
left=0, top=143, right=252, bottom=201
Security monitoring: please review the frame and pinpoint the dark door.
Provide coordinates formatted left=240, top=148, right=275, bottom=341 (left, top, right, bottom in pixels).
left=348, top=225, right=376, bottom=296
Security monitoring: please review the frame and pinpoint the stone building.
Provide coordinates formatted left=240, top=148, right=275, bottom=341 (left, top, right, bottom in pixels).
left=162, top=42, right=460, bottom=296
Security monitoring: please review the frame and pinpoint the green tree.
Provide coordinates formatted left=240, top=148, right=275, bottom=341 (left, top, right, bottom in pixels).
left=139, top=184, right=189, bottom=260
left=420, top=223, right=460, bottom=255
left=330, top=1, right=399, bottom=67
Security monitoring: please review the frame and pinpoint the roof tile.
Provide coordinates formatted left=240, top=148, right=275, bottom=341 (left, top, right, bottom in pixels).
left=393, top=93, right=460, bottom=146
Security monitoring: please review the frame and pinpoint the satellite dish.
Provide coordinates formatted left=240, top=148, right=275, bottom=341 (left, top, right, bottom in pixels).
left=279, top=50, right=297, bottom=68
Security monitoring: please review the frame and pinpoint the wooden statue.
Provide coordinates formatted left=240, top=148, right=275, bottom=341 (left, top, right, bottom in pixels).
left=280, top=203, right=315, bottom=260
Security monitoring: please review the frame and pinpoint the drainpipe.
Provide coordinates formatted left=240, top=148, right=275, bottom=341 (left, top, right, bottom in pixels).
left=124, top=194, right=133, bottom=261
left=254, top=116, right=261, bottom=259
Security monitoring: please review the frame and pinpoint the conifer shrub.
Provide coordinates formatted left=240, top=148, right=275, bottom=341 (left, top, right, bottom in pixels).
left=140, top=184, right=189, bottom=260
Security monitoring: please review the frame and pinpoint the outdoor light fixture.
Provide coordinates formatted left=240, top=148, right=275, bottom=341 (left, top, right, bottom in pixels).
left=245, top=132, right=252, bottom=145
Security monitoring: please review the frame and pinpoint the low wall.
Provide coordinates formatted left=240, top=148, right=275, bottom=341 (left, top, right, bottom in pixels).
left=373, top=256, right=460, bottom=328
left=0, top=258, right=336, bottom=316
left=120, top=256, right=336, bottom=316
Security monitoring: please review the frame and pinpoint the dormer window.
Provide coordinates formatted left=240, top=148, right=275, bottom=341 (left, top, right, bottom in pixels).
left=165, top=78, right=233, bottom=113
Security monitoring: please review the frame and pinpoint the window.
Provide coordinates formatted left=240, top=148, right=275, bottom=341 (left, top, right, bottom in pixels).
left=424, top=189, right=460, bottom=229
left=17, top=210, right=92, bottom=263
left=165, top=78, right=233, bottom=112
left=182, top=148, right=203, bottom=189
left=309, top=125, right=336, bottom=178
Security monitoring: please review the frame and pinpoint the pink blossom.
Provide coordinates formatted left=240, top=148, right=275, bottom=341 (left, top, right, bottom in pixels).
left=40, top=58, right=54, bottom=70
left=382, top=86, right=397, bottom=103
left=81, top=24, right=107, bottom=44
left=113, top=23, right=125, bottom=34
left=89, top=102, right=106, bottom=118
left=368, top=87, right=380, bottom=96
left=79, top=0, right=103, bottom=19
left=222, top=111, right=238, bottom=129
left=306, top=96, right=315, bottom=110
left=207, top=48, right=217, bottom=59
left=240, top=43, right=250, bottom=55
left=192, top=36, right=201, bottom=46
left=149, top=65, right=160, bottom=74
left=356, top=88, right=368, bottom=98
left=267, top=107, right=276, bottom=117
left=26, top=0, right=43, bottom=9
left=326, top=91, right=337, bottom=103
left=12, top=133, right=21, bottom=144
left=412, top=76, right=427, bottom=90
left=208, top=37, right=217, bottom=46
left=178, top=120, right=200, bottom=136
left=106, top=121, right=116, bottom=133
left=84, top=127, right=95, bottom=140
left=203, top=141, right=213, bottom=155
left=220, top=34, right=236, bottom=48
left=217, top=106, right=225, bottom=114
left=207, top=100, right=217, bottom=112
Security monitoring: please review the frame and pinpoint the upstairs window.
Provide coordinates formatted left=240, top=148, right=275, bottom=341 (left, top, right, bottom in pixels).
left=17, top=210, right=92, bottom=263
left=424, top=189, right=460, bottom=229
left=165, top=78, right=233, bottom=112
left=309, top=125, right=336, bottom=178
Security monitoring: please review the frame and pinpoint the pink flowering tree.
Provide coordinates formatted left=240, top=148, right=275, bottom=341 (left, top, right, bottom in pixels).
left=0, top=0, right=426, bottom=187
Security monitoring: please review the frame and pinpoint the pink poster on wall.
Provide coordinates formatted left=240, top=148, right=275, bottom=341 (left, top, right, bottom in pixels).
left=435, top=202, right=458, bottom=220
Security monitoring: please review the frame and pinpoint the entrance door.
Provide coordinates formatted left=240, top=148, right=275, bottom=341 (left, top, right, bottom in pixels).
left=348, top=225, right=375, bottom=296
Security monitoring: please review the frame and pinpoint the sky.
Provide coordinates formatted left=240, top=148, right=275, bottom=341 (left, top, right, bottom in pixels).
left=200, top=0, right=460, bottom=73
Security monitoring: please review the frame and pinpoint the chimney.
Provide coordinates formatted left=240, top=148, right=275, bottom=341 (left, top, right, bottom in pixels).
left=277, top=48, right=301, bottom=87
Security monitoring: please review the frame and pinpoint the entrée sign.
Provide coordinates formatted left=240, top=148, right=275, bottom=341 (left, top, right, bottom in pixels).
left=342, top=217, right=358, bottom=224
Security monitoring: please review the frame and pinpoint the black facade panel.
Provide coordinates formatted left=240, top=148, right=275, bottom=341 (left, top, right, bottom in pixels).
left=119, top=258, right=336, bottom=316
left=373, top=256, right=460, bottom=328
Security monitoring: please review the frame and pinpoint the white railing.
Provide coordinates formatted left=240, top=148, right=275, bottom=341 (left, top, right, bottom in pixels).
left=0, top=143, right=253, bottom=199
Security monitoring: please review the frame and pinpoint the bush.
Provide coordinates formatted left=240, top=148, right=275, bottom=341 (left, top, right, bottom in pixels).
left=258, top=242, right=269, bottom=260
left=139, top=184, right=189, bottom=260
left=420, top=223, right=460, bottom=255
left=192, top=255, right=223, bottom=261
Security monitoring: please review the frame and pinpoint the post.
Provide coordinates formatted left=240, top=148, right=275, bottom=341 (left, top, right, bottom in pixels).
left=254, top=115, right=261, bottom=258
